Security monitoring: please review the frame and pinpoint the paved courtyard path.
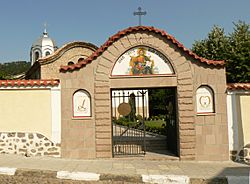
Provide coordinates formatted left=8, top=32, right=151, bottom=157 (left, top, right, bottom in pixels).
left=0, top=154, right=249, bottom=183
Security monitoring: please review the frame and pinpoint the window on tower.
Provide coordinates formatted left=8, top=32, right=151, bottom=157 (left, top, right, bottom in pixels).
left=45, top=51, right=50, bottom=56
left=34, top=52, right=39, bottom=61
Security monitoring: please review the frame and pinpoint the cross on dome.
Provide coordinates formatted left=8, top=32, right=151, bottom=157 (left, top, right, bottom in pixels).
left=43, top=22, right=48, bottom=36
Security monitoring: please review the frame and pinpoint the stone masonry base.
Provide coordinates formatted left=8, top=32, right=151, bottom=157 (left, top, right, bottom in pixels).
left=0, top=132, right=60, bottom=157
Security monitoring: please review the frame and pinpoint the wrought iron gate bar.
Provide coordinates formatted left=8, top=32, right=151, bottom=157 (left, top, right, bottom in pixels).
left=112, top=89, right=146, bottom=156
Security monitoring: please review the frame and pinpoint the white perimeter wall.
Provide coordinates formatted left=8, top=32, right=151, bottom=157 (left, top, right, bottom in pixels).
left=227, top=90, right=250, bottom=151
left=0, top=86, right=61, bottom=143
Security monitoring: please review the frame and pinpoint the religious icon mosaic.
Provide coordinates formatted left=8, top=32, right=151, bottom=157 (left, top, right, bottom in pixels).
left=111, top=46, right=174, bottom=76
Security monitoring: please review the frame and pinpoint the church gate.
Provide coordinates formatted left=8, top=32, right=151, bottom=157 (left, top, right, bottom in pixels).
left=93, top=35, right=189, bottom=158
left=59, top=26, right=229, bottom=161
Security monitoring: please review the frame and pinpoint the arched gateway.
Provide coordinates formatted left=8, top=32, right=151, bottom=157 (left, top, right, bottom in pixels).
left=59, top=26, right=228, bottom=161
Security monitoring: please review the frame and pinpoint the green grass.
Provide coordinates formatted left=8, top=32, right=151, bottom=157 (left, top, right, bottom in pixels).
left=114, top=118, right=167, bottom=135
left=145, top=120, right=166, bottom=128
left=144, top=120, right=166, bottom=135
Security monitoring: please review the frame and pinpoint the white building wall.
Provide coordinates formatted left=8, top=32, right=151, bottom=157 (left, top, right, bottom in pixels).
left=227, top=89, right=250, bottom=161
left=0, top=85, right=61, bottom=143
left=227, top=92, right=239, bottom=151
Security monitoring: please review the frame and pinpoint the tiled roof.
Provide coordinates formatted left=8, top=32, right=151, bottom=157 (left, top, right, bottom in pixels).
left=0, top=79, right=60, bottom=87
left=38, top=41, right=98, bottom=64
left=227, top=83, right=250, bottom=90
left=60, top=26, right=225, bottom=72
left=25, top=41, right=98, bottom=79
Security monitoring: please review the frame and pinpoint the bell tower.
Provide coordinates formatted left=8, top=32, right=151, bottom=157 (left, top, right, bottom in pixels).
left=30, top=25, right=57, bottom=65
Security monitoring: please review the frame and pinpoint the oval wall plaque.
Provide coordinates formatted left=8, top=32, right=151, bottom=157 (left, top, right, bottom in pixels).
left=118, top=102, right=131, bottom=116
left=196, top=86, right=214, bottom=114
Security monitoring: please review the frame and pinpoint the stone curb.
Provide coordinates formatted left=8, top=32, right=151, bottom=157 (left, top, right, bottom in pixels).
left=142, top=174, right=190, bottom=184
left=57, top=171, right=100, bottom=181
left=0, top=167, right=229, bottom=183
left=0, top=167, right=16, bottom=175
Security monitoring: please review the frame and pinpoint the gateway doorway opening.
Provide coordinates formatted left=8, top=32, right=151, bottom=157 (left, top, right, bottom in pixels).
left=111, top=88, right=178, bottom=157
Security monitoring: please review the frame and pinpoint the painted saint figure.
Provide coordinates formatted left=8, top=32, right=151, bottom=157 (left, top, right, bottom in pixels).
left=129, top=48, right=154, bottom=75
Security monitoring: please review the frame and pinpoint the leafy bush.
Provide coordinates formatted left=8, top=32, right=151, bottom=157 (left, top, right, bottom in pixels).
left=113, top=116, right=167, bottom=135
left=145, top=120, right=166, bottom=135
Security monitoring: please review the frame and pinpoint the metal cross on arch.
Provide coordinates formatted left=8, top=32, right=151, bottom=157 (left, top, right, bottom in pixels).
left=133, top=7, right=147, bottom=26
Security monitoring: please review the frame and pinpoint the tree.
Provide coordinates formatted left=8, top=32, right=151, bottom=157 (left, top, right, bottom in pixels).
left=192, top=21, right=250, bottom=83
left=0, top=61, right=31, bottom=79
left=192, top=26, right=229, bottom=61
left=227, top=21, right=250, bottom=82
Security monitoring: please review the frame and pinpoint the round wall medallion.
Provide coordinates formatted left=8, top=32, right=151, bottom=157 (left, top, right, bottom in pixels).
left=118, top=102, right=131, bottom=116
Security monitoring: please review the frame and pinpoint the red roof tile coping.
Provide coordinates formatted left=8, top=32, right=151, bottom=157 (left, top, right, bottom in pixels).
left=0, top=79, right=60, bottom=87
left=227, top=83, right=250, bottom=90
left=60, top=26, right=225, bottom=72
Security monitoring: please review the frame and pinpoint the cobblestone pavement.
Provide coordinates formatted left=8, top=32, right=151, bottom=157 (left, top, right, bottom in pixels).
left=0, top=154, right=249, bottom=183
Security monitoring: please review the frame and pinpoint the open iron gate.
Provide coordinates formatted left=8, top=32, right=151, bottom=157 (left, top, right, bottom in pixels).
left=111, top=89, right=147, bottom=156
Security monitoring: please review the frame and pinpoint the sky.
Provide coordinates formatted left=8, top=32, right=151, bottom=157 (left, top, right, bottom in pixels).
left=0, top=0, right=249, bottom=63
